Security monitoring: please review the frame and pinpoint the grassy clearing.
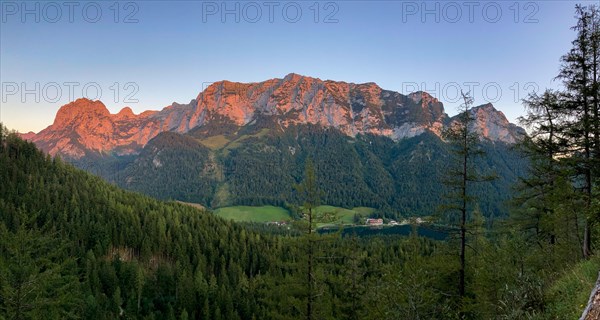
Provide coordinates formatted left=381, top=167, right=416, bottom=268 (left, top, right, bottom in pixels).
left=200, top=129, right=271, bottom=152
left=199, top=135, right=230, bottom=150
left=226, top=128, right=270, bottom=150
left=312, top=205, right=375, bottom=227
left=214, top=204, right=375, bottom=226
left=542, top=256, right=600, bottom=319
left=352, top=207, right=376, bottom=216
left=214, top=205, right=292, bottom=223
left=212, top=183, right=231, bottom=208
left=221, top=129, right=271, bottom=157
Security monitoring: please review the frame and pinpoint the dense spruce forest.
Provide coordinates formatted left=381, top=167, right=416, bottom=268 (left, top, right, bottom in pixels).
left=0, top=129, right=447, bottom=319
left=2, top=4, right=600, bottom=320
left=0, top=123, right=597, bottom=320
left=76, top=125, right=527, bottom=221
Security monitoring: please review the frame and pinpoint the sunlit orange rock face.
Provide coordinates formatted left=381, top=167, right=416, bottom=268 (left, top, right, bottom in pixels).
left=465, top=103, right=524, bottom=144
left=28, top=74, right=523, bottom=158
left=31, top=99, right=166, bottom=158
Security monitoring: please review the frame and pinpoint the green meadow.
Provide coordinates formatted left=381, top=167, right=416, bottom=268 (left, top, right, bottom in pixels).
left=214, top=205, right=292, bottom=222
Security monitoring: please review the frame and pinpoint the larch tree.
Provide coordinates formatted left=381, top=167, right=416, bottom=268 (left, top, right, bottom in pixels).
left=295, top=158, right=321, bottom=320
left=441, top=91, right=496, bottom=305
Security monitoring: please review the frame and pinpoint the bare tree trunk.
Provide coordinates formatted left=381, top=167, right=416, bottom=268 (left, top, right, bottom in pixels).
left=591, top=7, right=600, bottom=162
left=583, top=84, right=593, bottom=259
left=590, top=8, right=599, bottom=261
left=307, top=207, right=314, bottom=320
left=460, top=136, right=467, bottom=299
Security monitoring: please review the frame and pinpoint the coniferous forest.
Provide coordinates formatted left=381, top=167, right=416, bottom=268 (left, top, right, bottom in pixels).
left=1, top=4, right=600, bottom=320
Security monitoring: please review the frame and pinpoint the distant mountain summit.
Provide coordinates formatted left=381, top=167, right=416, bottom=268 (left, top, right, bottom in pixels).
left=459, top=103, right=526, bottom=144
left=26, top=74, right=525, bottom=158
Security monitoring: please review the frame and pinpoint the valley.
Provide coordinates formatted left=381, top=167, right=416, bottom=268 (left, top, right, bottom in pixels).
left=23, top=75, right=529, bottom=221
left=4, top=1, right=600, bottom=319
left=211, top=205, right=377, bottom=226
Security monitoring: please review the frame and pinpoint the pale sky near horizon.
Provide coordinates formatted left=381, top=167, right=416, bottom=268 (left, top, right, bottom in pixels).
left=0, top=0, right=596, bottom=133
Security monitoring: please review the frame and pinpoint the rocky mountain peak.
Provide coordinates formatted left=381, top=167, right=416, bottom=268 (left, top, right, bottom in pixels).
left=447, top=102, right=525, bottom=143
left=409, top=91, right=439, bottom=105
left=115, top=107, right=135, bottom=120
left=283, top=72, right=305, bottom=81
left=53, top=98, right=110, bottom=127
left=19, top=131, right=36, bottom=141
left=26, top=74, right=525, bottom=158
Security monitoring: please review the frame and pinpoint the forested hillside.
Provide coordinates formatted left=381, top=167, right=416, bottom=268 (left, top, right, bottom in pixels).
left=91, top=124, right=527, bottom=220
left=0, top=127, right=276, bottom=319
left=0, top=127, right=450, bottom=319
left=1, top=123, right=598, bottom=319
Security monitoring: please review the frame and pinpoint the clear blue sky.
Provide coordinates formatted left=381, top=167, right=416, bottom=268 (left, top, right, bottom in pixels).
left=0, top=0, right=595, bottom=133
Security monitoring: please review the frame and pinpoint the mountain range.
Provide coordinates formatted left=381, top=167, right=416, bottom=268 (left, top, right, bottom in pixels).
left=26, top=73, right=524, bottom=158
left=23, top=74, right=528, bottom=218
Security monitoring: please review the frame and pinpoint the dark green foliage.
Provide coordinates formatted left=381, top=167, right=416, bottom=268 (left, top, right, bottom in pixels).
left=2, top=124, right=596, bottom=319
left=0, top=127, right=274, bottom=318
left=1, top=5, right=599, bottom=318
left=95, top=124, right=527, bottom=221
left=554, top=4, right=600, bottom=258
left=0, top=210, right=81, bottom=319
left=120, top=132, right=218, bottom=205
left=0, top=126, right=463, bottom=319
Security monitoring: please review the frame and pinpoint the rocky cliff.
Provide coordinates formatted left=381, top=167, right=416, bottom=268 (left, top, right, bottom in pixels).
left=26, top=74, right=524, bottom=158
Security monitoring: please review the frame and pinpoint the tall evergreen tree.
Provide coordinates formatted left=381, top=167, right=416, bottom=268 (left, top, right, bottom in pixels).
left=587, top=6, right=600, bottom=168
left=295, top=158, right=321, bottom=320
left=514, top=90, right=569, bottom=246
left=441, top=91, right=496, bottom=305
left=556, top=4, right=600, bottom=258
